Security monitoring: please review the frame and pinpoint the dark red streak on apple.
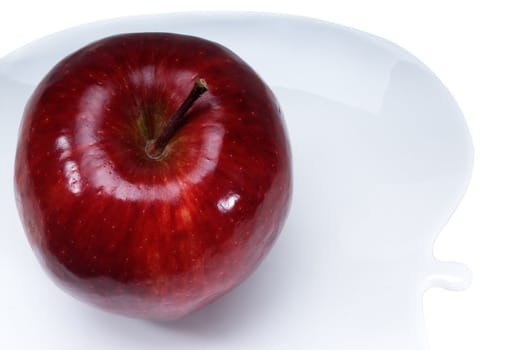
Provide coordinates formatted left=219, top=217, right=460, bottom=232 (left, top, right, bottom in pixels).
left=15, top=33, right=292, bottom=319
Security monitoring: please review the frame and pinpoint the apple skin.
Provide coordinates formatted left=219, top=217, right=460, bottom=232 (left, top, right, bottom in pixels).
left=14, top=33, right=291, bottom=320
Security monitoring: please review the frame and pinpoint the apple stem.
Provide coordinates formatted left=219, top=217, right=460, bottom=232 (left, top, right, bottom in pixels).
left=146, top=78, right=208, bottom=159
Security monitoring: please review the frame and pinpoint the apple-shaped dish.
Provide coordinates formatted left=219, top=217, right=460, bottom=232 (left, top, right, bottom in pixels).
left=0, top=12, right=473, bottom=350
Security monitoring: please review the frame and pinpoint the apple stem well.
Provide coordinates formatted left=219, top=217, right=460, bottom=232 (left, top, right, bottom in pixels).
left=145, top=78, right=208, bottom=159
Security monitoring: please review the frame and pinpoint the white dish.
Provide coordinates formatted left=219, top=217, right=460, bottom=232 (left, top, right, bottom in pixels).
left=0, top=12, right=473, bottom=350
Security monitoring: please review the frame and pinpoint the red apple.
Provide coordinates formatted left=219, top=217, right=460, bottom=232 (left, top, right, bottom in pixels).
left=14, top=32, right=291, bottom=320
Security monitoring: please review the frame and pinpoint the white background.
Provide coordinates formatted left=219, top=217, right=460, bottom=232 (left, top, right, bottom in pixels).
left=1, top=1, right=521, bottom=349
